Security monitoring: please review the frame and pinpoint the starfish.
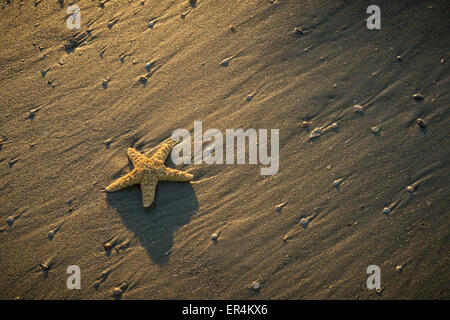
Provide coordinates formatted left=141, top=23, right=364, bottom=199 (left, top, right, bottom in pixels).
left=105, top=139, right=193, bottom=207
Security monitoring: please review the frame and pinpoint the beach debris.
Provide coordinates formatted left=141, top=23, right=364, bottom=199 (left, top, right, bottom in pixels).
left=371, top=126, right=380, bottom=133
left=113, top=287, right=123, bottom=296
left=333, top=178, right=343, bottom=187
left=383, top=207, right=391, bottom=214
left=415, top=118, right=426, bottom=129
left=251, top=281, right=260, bottom=290
left=353, top=104, right=364, bottom=113
left=246, top=93, right=254, bottom=102
left=274, top=202, right=288, bottom=212
left=309, top=128, right=322, bottom=139
left=6, top=216, right=14, bottom=225
left=396, top=265, right=403, bottom=273
left=48, top=230, right=54, bottom=239
left=406, top=185, right=415, bottom=193
left=148, top=20, right=156, bottom=28
left=104, top=242, right=113, bottom=251
left=412, top=93, right=424, bottom=101
left=396, top=55, right=402, bottom=62
left=102, top=79, right=109, bottom=89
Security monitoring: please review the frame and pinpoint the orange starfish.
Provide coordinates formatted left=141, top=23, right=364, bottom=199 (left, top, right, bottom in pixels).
left=105, top=140, right=193, bottom=207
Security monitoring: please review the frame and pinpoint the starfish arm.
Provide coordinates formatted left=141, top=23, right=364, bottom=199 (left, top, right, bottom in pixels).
left=105, top=169, right=140, bottom=192
left=150, top=140, right=174, bottom=162
left=161, top=167, right=194, bottom=182
left=127, top=147, right=147, bottom=166
left=140, top=177, right=158, bottom=207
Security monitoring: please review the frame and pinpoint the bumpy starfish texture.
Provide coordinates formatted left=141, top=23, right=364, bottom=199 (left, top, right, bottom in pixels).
left=105, top=140, right=193, bottom=207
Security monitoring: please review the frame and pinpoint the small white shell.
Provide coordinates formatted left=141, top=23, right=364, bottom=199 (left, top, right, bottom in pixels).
left=210, top=233, right=219, bottom=241
left=6, top=216, right=14, bottom=224
left=251, top=281, right=260, bottom=290
left=383, top=207, right=391, bottom=214
left=406, top=186, right=415, bottom=193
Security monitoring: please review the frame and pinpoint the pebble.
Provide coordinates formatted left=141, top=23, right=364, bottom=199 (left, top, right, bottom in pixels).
left=274, top=202, right=287, bottom=211
left=210, top=233, right=219, bottom=241
left=383, top=207, right=391, bottom=214
left=220, top=56, right=235, bottom=66
left=371, top=126, right=380, bottom=133
left=333, top=178, right=343, bottom=187
left=415, top=118, right=426, bottom=129
left=48, top=231, right=54, bottom=239
left=309, top=128, right=322, bottom=138
left=104, top=243, right=113, bottom=250
left=293, top=27, right=304, bottom=35
left=246, top=94, right=254, bottom=102
left=113, top=287, right=123, bottom=296
left=406, top=185, right=415, bottom=193
left=299, top=218, right=309, bottom=228
left=102, top=79, right=108, bottom=89
left=412, top=93, right=424, bottom=101
left=353, top=104, right=364, bottom=113
left=251, top=281, right=260, bottom=290
left=148, top=20, right=155, bottom=28
left=41, top=263, right=49, bottom=271
left=396, top=265, right=403, bottom=273
left=6, top=216, right=14, bottom=224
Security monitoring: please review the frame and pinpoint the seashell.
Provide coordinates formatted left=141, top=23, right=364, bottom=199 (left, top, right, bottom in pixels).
left=415, top=118, right=426, bottom=129
left=309, top=128, right=322, bottom=138
left=251, top=281, right=260, bottom=290
left=299, top=218, right=309, bottom=228
left=412, top=93, right=424, bottom=101
left=333, top=178, right=343, bottom=186
left=371, top=126, right=380, bottom=133
left=299, top=120, right=311, bottom=128
left=406, top=185, right=415, bottom=193
left=383, top=207, right=391, bottom=214
left=353, top=104, right=364, bottom=113
left=113, top=287, right=123, bottom=296
left=104, top=243, right=113, bottom=250
left=210, top=233, right=219, bottom=241
left=274, top=202, right=287, bottom=211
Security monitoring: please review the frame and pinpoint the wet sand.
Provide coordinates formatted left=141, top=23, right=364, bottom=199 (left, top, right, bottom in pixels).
left=0, top=0, right=449, bottom=299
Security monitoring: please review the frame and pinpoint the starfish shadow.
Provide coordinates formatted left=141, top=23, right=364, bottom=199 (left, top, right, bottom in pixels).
left=106, top=180, right=198, bottom=265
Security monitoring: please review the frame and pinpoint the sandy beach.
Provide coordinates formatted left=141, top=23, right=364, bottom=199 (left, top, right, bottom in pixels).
left=0, top=0, right=449, bottom=299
